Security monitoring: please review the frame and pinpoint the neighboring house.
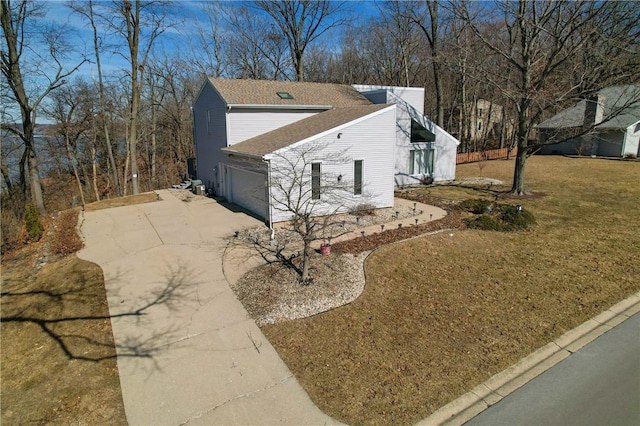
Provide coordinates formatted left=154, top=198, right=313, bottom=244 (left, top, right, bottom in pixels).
left=537, top=85, right=640, bottom=157
left=192, top=78, right=459, bottom=224
left=448, top=99, right=514, bottom=147
left=352, top=84, right=460, bottom=184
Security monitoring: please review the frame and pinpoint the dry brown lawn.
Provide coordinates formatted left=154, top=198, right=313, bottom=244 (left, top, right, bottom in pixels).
left=0, top=193, right=160, bottom=424
left=262, top=156, right=640, bottom=426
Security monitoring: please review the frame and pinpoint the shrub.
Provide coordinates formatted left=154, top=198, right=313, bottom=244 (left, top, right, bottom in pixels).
left=456, top=198, right=492, bottom=214
left=465, top=214, right=503, bottom=231
left=350, top=203, right=377, bottom=216
left=24, top=203, right=44, bottom=242
left=499, top=205, right=536, bottom=231
left=464, top=203, right=536, bottom=232
left=50, top=209, right=83, bottom=255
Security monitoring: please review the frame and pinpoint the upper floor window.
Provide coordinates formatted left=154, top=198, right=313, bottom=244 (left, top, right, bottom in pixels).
left=206, top=109, right=211, bottom=134
left=411, top=119, right=436, bottom=143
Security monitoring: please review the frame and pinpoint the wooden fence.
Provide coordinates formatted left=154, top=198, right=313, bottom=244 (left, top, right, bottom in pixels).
left=456, top=147, right=516, bottom=164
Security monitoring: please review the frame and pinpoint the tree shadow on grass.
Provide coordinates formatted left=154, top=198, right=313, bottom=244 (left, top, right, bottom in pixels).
left=1, top=258, right=201, bottom=364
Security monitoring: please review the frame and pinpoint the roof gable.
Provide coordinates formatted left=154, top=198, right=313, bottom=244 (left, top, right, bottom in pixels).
left=537, top=85, right=640, bottom=130
left=208, top=78, right=372, bottom=108
left=222, top=104, right=392, bottom=157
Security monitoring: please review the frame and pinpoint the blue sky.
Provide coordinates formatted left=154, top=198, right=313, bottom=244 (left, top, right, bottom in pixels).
left=42, top=0, right=382, bottom=81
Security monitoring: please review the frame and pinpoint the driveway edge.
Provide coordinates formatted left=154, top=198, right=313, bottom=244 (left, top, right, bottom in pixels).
left=419, top=291, right=640, bottom=426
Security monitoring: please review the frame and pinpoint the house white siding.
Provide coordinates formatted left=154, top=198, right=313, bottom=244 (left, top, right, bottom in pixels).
left=193, top=81, right=228, bottom=192
left=268, top=107, right=396, bottom=223
left=227, top=109, right=319, bottom=145
left=623, top=121, right=640, bottom=157
left=353, top=85, right=458, bottom=184
left=392, top=97, right=458, bottom=184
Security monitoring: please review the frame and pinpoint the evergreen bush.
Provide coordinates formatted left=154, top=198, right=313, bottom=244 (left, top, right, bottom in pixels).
left=24, top=204, right=44, bottom=241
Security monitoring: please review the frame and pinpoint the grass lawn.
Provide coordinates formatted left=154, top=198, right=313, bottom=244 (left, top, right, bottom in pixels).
left=1, top=193, right=160, bottom=424
left=261, top=156, right=640, bottom=426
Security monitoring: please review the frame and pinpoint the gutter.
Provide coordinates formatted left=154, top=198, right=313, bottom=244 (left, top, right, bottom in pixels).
left=227, top=104, right=333, bottom=111
left=220, top=148, right=265, bottom=161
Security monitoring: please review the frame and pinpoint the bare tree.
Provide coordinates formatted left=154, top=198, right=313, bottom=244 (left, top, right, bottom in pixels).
left=43, top=78, right=100, bottom=207
left=69, top=0, right=122, bottom=196
left=107, top=0, right=170, bottom=195
left=457, top=0, right=640, bottom=195
left=254, top=0, right=347, bottom=81
left=1, top=0, right=86, bottom=214
left=237, top=142, right=366, bottom=284
left=223, top=3, right=289, bottom=80
left=402, top=0, right=446, bottom=127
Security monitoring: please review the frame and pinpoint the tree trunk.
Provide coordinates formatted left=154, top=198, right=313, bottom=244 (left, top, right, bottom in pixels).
left=66, top=133, right=86, bottom=208
left=511, top=145, right=527, bottom=195
left=301, top=239, right=311, bottom=284
left=91, top=132, right=100, bottom=201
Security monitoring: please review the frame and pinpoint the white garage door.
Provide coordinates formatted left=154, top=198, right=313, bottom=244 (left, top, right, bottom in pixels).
left=228, top=167, right=267, bottom=219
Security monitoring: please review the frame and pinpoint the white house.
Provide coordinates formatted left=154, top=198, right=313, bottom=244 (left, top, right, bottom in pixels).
left=537, top=85, right=640, bottom=157
left=192, top=78, right=459, bottom=224
left=352, top=84, right=460, bottom=184
left=193, top=78, right=396, bottom=223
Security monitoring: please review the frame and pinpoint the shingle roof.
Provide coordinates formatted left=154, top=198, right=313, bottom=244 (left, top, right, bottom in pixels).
left=208, top=78, right=372, bottom=107
left=222, top=104, right=391, bottom=157
left=537, top=85, right=640, bottom=130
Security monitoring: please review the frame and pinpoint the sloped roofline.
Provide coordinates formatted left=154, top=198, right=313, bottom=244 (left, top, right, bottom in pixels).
left=221, top=104, right=394, bottom=159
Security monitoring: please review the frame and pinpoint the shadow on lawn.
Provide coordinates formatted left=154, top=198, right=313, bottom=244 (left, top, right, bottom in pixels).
left=1, top=260, right=198, bottom=363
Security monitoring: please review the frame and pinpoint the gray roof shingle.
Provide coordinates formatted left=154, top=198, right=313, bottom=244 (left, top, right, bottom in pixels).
left=222, top=104, right=391, bottom=157
left=208, top=78, right=372, bottom=107
left=537, top=85, right=640, bottom=130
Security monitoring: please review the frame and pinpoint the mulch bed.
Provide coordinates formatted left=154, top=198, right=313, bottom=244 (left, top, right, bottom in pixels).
left=332, top=192, right=466, bottom=254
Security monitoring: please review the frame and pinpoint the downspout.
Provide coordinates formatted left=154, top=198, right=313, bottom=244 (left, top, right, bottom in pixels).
left=265, top=157, right=275, bottom=238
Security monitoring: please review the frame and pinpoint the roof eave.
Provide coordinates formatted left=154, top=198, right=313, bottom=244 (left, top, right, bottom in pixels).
left=227, top=104, right=334, bottom=110
left=220, top=148, right=266, bottom=160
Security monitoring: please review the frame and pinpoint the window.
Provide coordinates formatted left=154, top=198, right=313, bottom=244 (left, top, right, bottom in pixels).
left=411, top=119, right=436, bottom=143
left=311, top=163, right=321, bottom=200
left=354, top=160, right=363, bottom=195
left=277, top=91, right=294, bottom=100
left=477, top=121, right=483, bottom=131
left=409, top=148, right=434, bottom=176
left=206, top=109, right=211, bottom=134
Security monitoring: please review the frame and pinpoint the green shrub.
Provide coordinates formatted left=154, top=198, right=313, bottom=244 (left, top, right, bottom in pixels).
left=464, top=203, right=536, bottom=232
left=465, top=214, right=503, bottom=231
left=456, top=198, right=492, bottom=214
left=24, top=203, right=44, bottom=242
left=499, top=205, right=536, bottom=231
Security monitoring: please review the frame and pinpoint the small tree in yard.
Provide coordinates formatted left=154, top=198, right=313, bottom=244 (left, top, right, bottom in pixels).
left=241, top=142, right=363, bottom=285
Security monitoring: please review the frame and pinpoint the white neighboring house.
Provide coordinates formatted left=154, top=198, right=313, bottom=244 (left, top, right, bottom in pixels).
left=192, top=78, right=395, bottom=224
left=537, top=85, right=640, bottom=157
left=353, top=84, right=460, bottom=184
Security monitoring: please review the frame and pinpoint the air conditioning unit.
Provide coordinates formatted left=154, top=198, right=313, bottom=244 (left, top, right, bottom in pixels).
left=195, top=184, right=205, bottom=196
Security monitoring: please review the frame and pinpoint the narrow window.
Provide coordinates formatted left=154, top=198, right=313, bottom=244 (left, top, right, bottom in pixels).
left=311, top=163, right=321, bottom=200
left=206, top=109, right=211, bottom=134
left=409, top=150, right=416, bottom=175
left=354, top=160, right=363, bottom=195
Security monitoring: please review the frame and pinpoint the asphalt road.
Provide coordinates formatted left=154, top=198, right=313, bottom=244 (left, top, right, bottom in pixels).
left=465, top=313, right=640, bottom=426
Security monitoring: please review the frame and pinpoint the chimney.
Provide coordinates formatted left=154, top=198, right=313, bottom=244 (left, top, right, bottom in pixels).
left=583, top=94, right=605, bottom=130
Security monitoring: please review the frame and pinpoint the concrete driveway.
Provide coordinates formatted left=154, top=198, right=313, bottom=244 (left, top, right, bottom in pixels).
left=78, top=190, right=340, bottom=425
